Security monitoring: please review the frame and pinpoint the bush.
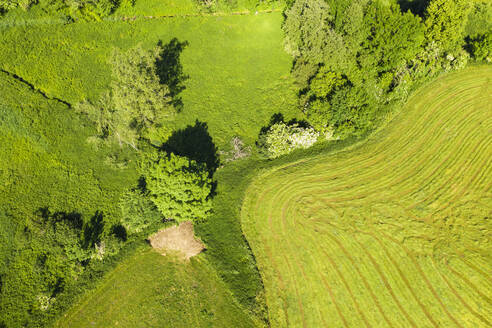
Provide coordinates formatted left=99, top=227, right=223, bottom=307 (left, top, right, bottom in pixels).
left=469, top=32, right=492, bottom=62
left=258, top=122, right=319, bottom=158
left=144, top=152, right=212, bottom=222
left=119, top=189, right=162, bottom=234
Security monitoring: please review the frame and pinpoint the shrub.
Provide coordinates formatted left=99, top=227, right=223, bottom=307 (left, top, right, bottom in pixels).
left=119, top=189, right=162, bottom=234
left=145, top=152, right=212, bottom=223
left=469, top=32, right=492, bottom=62
left=258, top=122, right=319, bottom=159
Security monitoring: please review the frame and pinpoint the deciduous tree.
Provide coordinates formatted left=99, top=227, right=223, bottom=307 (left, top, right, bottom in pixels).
left=145, top=153, right=212, bottom=222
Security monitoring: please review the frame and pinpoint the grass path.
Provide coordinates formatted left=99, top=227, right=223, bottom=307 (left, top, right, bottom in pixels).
left=55, top=248, right=257, bottom=327
left=241, top=66, right=492, bottom=327
left=0, top=8, right=282, bottom=29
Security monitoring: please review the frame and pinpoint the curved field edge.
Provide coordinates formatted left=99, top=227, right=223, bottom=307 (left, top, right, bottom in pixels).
left=241, top=65, right=492, bottom=327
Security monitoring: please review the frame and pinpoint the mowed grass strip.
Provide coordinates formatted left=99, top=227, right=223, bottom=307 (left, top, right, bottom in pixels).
left=241, top=66, right=492, bottom=327
left=55, top=248, right=257, bottom=328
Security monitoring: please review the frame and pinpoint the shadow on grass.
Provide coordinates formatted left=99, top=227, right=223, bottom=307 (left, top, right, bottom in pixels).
left=162, top=120, right=219, bottom=176
left=259, top=113, right=311, bottom=135
left=156, top=38, right=189, bottom=111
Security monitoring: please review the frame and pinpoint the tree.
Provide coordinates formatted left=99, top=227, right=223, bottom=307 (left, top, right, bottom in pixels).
left=309, top=67, right=347, bottom=99
left=283, top=0, right=334, bottom=87
left=359, top=2, right=424, bottom=75
left=145, top=153, right=212, bottom=222
left=76, top=44, right=175, bottom=149
left=119, top=189, right=161, bottom=234
left=469, top=32, right=492, bottom=62
left=424, top=0, right=472, bottom=53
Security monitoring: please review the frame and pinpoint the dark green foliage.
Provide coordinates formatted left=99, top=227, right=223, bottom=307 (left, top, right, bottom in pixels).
left=283, top=0, right=332, bottom=88
left=464, top=1, right=491, bottom=37
left=468, top=32, right=492, bottom=62
left=424, top=0, right=471, bottom=53
left=359, top=2, right=424, bottom=75
left=119, top=189, right=162, bottom=234
left=144, top=152, right=213, bottom=223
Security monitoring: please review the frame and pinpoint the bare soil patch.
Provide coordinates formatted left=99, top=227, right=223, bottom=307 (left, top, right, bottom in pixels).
left=148, top=221, right=205, bottom=260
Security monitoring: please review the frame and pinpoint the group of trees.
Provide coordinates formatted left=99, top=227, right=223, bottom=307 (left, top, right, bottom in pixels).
left=283, top=0, right=489, bottom=138
left=120, top=151, right=213, bottom=234
left=76, top=43, right=214, bottom=234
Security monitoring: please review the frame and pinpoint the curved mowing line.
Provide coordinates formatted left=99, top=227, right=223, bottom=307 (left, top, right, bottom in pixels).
left=433, top=259, right=492, bottom=326
left=241, top=66, right=492, bottom=327
left=379, top=231, right=464, bottom=328
left=457, top=256, right=492, bottom=287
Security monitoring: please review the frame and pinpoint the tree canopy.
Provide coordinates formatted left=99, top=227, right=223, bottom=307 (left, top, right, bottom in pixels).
left=76, top=44, right=175, bottom=149
left=144, top=152, right=212, bottom=223
left=283, top=0, right=476, bottom=138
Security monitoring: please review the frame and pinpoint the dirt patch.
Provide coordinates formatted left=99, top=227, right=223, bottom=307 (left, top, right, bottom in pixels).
left=148, top=221, right=205, bottom=260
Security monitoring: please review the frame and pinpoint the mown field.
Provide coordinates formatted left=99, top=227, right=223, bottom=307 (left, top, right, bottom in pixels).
left=55, top=248, right=257, bottom=328
left=241, top=66, right=492, bottom=327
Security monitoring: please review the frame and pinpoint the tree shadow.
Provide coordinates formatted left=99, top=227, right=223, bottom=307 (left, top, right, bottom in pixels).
left=111, top=224, right=127, bottom=242
left=398, top=0, right=429, bottom=16
left=36, top=207, right=84, bottom=230
left=162, top=120, right=219, bottom=176
left=83, top=210, right=105, bottom=248
left=259, top=113, right=311, bottom=135
left=156, top=38, right=189, bottom=111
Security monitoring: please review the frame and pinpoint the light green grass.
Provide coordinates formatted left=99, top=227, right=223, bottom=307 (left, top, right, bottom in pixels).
left=0, top=13, right=298, bottom=149
left=0, top=13, right=294, bottom=325
left=241, top=66, right=492, bottom=327
left=55, top=247, right=257, bottom=327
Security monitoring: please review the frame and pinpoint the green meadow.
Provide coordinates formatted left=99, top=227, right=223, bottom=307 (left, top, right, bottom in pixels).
left=0, top=12, right=296, bottom=326
left=1, top=0, right=491, bottom=326
left=0, top=13, right=298, bottom=149
left=55, top=248, right=257, bottom=328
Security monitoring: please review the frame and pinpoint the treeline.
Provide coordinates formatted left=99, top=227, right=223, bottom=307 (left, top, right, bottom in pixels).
left=283, top=0, right=491, bottom=138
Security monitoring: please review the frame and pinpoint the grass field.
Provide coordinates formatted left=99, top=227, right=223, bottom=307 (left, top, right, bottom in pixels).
left=0, top=12, right=298, bottom=149
left=0, top=13, right=296, bottom=325
left=241, top=66, right=492, bottom=327
left=55, top=247, right=257, bottom=327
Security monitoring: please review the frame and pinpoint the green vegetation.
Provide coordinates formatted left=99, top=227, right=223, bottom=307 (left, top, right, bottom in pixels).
left=0, top=12, right=296, bottom=327
left=1, top=0, right=490, bottom=326
left=119, top=188, right=161, bottom=234
left=283, top=0, right=479, bottom=137
left=0, top=69, right=137, bottom=327
left=75, top=44, right=176, bottom=149
left=145, top=152, right=213, bottom=223
left=55, top=248, right=257, bottom=327
left=0, top=14, right=298, bottom=149
left=258, top=122, right=319, bottom=158
left=241, top=66, right=492, bottom=327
